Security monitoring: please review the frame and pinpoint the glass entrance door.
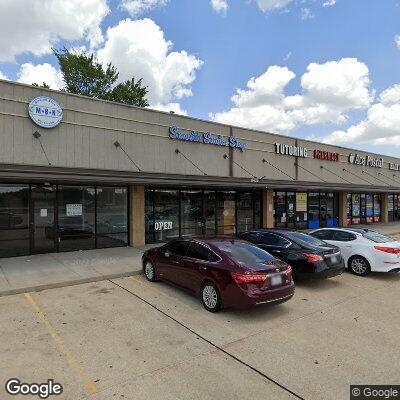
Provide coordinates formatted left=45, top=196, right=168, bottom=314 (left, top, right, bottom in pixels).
left=31, top=186, right=56, bottom=254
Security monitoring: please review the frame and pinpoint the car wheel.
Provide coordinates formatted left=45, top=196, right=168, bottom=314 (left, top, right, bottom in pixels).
left=143, top=259, right=157, bottom=282
left=201, top=282, right=222, bottom=312
left=349, top=256, right=371, bottom=276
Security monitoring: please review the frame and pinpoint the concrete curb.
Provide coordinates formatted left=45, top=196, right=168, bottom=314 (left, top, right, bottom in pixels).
left=0, top=270, right=142, bottom=298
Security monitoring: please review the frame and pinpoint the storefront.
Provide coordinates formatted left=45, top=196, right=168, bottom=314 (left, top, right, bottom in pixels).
left=274, top=191, right=339, bottom=230
left=145, top=189, right=262, bottom=243
left=388, top=194, right=400, bottom=221
left=1, top=79, right=400, bottom=258
left=0, top=184, right=128, bottom=258
left=346, top=193, right=381, bottom=225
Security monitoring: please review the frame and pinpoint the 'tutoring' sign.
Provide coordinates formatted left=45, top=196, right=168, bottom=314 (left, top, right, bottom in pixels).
left=275, top=143, right=308, bottom=157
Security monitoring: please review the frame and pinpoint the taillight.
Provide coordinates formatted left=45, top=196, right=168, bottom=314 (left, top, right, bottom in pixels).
left=374, top=246, right=400, bottom=254
left=303, top=253, right=324, bottom=263
left=284, top=266, right=293, bottom=279
left=231, top=272, right=267, bottom=284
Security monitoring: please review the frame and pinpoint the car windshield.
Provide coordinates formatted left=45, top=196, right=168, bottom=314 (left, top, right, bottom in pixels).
left=363, top=231, right=395, bottom=243
left=213, top=241, right=276, bottom=265
left=285, top=231, right=327, bottom=247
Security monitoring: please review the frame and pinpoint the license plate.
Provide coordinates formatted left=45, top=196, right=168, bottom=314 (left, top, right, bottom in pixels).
left=270, top=274, right=283, bottom=286
left=331, top=256, right=338, bottom=264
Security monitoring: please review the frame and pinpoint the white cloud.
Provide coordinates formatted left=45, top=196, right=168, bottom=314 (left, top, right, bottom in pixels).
left=97, top=18, right=203, bottom=106
left=323, top=84, right=400, bottom=147
left=17, top=63, right=64, bottom=90
left=211, top=58, right=373, bottom=133
left=323, top=0, right=336, bottom=7
left=0, top=0, right=109, bottom=62
left=301, top=8, right=314, bottom=20
left=150, top=102, right=188, bottom=115
left=0, top=71, right=8, bottom=80
left=121, top=0, right=169, bottom=16
left=379, top=84, right=400, bottom=106
left=210, top=0, right=228, bottom=14
left=253, top=0, right=294, bottom=12
left=395, top=35, right=400, bottom=49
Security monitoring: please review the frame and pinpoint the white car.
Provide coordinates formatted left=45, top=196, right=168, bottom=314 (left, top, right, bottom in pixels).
left=309, top=228, right=400, bottom=276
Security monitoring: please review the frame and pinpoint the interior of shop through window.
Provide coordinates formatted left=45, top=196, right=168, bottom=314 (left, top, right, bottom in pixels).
left=388, top=194, right=400, bottom=222
left=0, top=184, right=129, bottom=258
left=145, top=188, right=262, bottom=243
left=274, top=191, right=339, bottom=229
left=347, top=193, right=381, bottom=225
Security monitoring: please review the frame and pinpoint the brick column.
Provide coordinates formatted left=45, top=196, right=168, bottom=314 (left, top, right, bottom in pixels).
left=381, top=193, right=389, bottom=224
left=263, top=188, right=274, bottom=229
left=338, top=192, right=348, bottom=227
left=130, top=185, right=145, bottom=247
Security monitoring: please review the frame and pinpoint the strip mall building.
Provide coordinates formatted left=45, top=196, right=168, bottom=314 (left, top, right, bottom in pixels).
left=1, top=79, right=400, bottom=258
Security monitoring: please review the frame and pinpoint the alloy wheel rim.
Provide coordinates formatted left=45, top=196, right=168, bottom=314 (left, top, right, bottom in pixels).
left=145, top=262, right=154, bottom=279
left=203, top=285, right=218, bottom=309
left=351, top=258, right=367, bottom=275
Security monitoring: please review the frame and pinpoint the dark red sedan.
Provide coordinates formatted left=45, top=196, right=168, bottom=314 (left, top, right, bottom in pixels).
left=142, top=238, right=295, bottom=312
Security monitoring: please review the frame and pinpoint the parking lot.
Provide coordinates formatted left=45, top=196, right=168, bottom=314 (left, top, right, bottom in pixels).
left=1, top=268, right=399, bottom=400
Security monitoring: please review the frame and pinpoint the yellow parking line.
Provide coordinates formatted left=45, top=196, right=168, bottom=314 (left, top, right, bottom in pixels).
left=24, top=293, right=98, bottom=395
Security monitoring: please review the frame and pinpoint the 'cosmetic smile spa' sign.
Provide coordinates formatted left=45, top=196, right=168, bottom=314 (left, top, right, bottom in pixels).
left=169, top=126, right=247, bottom=152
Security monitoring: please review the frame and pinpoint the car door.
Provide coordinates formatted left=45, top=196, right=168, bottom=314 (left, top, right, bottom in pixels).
left=329, top=230, right=357, bottom=263
left=183, top=241, right=217, bottom=292
left=157, top=240, right=190, bottom=285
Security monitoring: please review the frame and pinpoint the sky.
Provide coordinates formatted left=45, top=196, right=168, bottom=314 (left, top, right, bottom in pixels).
left=0, top=0, right=400, bottom=156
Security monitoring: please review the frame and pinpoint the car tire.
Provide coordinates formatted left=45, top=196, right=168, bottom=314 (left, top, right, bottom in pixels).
left=143, top=259, right=157, bottom=282
left=348, top=256, right=371, bottom=277
left=201, top=282, right=222, bottom=313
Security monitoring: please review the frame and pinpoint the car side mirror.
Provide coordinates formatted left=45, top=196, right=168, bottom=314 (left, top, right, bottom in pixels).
left=165, top=250, right=171, bottom=257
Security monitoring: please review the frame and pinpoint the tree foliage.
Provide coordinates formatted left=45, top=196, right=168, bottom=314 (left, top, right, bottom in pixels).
left=53, top=48, right=149, bottom=107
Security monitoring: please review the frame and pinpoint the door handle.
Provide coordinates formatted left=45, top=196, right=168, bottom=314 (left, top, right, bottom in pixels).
left=198, top=266, right=207, bottom=270
left=172, top=260, right=180, bottom=264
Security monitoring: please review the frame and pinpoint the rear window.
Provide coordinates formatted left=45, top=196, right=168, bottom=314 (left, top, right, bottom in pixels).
left=213, top=241, right=276, bottom=265
left=285, top=232, right=326, bottom=247
left=363, top=231, right=395, bottom=243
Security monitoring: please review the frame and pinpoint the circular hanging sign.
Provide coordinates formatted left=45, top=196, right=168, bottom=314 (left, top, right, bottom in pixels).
left=28, top=96, right=63, bottom=129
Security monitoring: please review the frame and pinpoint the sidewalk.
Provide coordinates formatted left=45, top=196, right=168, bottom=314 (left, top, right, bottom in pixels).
left=356, top=222, right=400, bottom=237
left=0, top=246, right=154, bottom=297
left=1, top=222, right=400, bottom=298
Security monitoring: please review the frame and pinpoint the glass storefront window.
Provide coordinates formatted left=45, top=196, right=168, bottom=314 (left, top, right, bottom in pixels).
left=96, top=187, right=128, bottom=248
left=275, top=192, right=287, bottom=229
left=254, top=191, right=262, bottom=229
left=295, top=192, right=308, bottom=229
left=348, top=193, right=381, bottom=225
left=217, top=191, right=236, bottom=235
left=58, top=186, right=96, bottom=251
left=204, top=191, right=216, bottom=235
left=181, top=190, right=203, bottom=237
left=352, top=194, right=361, bottom=224
left=286, top=192, right=295, bottom=229
left=145, top=189, right=262, bottom=243
left=308, top=192, right=320, bottom=229
left=274, top=191, right=337, bottom=230
left=237, top=192, right=253, bottom=233
left=154, top=190, right=179, bottom=242
left=374, top=194, right=381, bottom=222
left=0, top=185, right=30, bottom=257
left=366, top=194, right=374, bottom=223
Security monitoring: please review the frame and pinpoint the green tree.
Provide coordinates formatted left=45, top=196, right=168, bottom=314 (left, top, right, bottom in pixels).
left=53, top=48, right=149, bottom=107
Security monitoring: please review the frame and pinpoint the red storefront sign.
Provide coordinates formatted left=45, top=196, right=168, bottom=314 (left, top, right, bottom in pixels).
left=313, top=149, right=339, bottom=162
